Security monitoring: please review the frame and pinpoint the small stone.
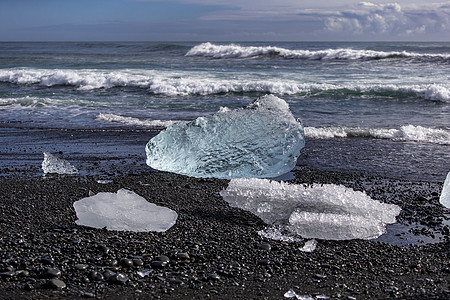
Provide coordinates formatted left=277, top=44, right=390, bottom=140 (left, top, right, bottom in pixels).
left=45, top=267, right=61, bottom=277
left=40, top=257, right=54, bottom=265
left=176, top=252, right=190, bottom=260
left=314, top=274, right=327, bottom=280
left=46, top=279, right=66, bottom=289
left=108, top=273, right=128, bottom=284
left=132, top=258, right=144, bottom=266
left=88, top=271, right=104, bottom=281
left=259, top=242, right=271, bottom=251
left=120, top=258, right=134, bottom=268
left=102, top=269, right=116, bottom=281
left=0, top=271, right=15, bottom=277
left=155, top=255, right=170, bottom=263
left=150, top=260, right=167, bottom=268
left=74, top=264, right=88, bottom=271
left=207, top=272, right=220, bottom=281
left=97, top=244, right=110, bottom=254
left=258, top=259, right=270, bottom=266
left=169, top=278, right=183, bottom=285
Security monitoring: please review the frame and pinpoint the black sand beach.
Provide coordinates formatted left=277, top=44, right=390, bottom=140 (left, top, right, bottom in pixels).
left=0, top=168, right=449, bottom=299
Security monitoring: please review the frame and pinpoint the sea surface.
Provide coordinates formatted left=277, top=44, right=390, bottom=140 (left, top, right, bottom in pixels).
left=0, top=41, right=449, bottom=181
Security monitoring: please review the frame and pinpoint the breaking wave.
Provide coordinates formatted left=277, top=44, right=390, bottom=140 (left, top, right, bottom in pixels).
left=96, top=112, right=449, bottom=145
left=96, top=113, right=176, bottom=128
left=1, top=68, right=449, bottom=102
left=186, top=42, right=450, bottom=61
left=305, top=125, right=450, bottom=145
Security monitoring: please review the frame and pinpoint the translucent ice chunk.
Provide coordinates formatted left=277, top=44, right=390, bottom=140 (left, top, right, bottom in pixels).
left=42, top=152, right=78, bottom=175
left=73, top=189, right=178, bottom=232
left=145, top=95, right=305, bottom=179
left=440, top=171, right=450, bottom=208
left=284, top=289, right=314, bottom=300
left=220, top=178, right=401, bottom=240
left=300, top=239, right=318, bottom=253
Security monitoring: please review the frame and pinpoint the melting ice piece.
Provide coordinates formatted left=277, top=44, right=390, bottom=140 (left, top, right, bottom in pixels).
left=145, top=95, right=305, bottom=179
left=284, top=289, right=314, bottom=300
left=42, top=152, right=78, bottom=175
left=73, top=189, right=178, bottom=232
left=220, top=178, right=401, bottom=240
left=300, top=239, right=318, bottom=253
left=440, top=171, right=450, bottom=208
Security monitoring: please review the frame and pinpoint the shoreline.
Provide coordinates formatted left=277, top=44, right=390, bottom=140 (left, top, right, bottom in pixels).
left=1, top=169, right=449, bottom=299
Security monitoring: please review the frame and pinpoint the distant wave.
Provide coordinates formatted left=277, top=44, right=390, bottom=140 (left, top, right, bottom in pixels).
left=305, top=125, right=450, bottom=145
left=1, top=68, right=449, bottom=102
left=186, top=42, right=450, bottom=61
left=96, top=113, right=176, bottom=128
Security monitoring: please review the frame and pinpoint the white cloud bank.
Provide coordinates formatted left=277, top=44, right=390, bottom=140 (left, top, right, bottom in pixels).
left=185, top=0, right=450, bottom=40
left=323, top=2, right=450, bottom=39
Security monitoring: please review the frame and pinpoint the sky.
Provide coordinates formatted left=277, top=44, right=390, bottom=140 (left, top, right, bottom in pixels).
left=0, top=0, right=449, bottom=41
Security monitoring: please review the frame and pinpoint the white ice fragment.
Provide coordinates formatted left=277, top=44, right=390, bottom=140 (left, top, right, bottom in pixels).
left=42, top=152, right=78, bottom=175
left=73, top=189, right=178, bottom=232
left=283, top=289, right=314, bottom=300
left=145, top=95, right=305, bottom=179
left=220, top=178, right=401, bottom=241
left=258, top=226, right=303, bottom=243
left=137, top=269, right=152, bottom=278
left=439, top=172, right=450, bottom=208
left=96, top=179, right=113, bottom=184
left=300, top=239, right=318, bottom=253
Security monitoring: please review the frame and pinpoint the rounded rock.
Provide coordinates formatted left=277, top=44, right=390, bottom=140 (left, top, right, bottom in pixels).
left=46, top=279, right=66, bottom=289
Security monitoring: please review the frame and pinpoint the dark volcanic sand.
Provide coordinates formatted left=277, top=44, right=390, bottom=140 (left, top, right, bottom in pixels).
left=0, top=169, right=449, bottom=299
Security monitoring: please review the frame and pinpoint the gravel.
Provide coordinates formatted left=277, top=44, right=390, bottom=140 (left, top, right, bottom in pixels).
left=0, top=169, right=449, bottom=299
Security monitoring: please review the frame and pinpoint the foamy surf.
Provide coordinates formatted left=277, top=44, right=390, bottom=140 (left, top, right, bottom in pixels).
left=96, top=113, right=177, bottom=128
left=1, top=68, right=448, bottom=102
left=305, top=125, right=450, bottom=145
left=186, top=42, right=450, bottom=61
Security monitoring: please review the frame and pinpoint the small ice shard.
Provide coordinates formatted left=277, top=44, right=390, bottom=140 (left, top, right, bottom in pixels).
left=220, top=178, right=401, bottom=240
left=300, top=239, right=318, bottom=253
left=439, top=171, right=450, bottom=208
left=145, top=95, right=305, bottom=179
left=284, top=289, right=314, bottom=300
left=73, top=189, right=178, bottom=232
left=42, top=152, right=78, bottom=175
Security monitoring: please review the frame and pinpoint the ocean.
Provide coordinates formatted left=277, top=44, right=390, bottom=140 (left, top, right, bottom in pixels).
left=0, top=41, right=449, bottom=181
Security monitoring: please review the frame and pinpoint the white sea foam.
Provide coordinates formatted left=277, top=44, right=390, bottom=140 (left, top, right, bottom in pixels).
left=1, top=68, right=449, bottom=102
left=305, top=125, right=450, bottom=145
left=186, top=42, right=450, bottom=61
left=96, top=113, right=176, bottom=128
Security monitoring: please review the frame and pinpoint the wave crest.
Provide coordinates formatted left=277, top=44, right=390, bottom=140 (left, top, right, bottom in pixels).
left=96, top=113, right=176, bottom=128
left=305, top=125, right=450, bottom=145
left=186, top=42, right=450, bottom=61
left=1, top=68, right=448, bottom=102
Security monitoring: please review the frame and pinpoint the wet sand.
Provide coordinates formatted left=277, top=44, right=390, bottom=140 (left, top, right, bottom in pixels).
left=0, top=169, right=449, bottom=299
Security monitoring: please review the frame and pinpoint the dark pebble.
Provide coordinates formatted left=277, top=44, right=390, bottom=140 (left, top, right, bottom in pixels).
left=108, top=273, right=128, bottom=285
left=207, top=272, right=220, bottom=281
left=0, top=271, right=15, bottom=278
left=46, top=279, right=66, bottom=289
left=132, top=258, right=144, bottom=266
left=88, top=271, right=104, bottom=281
left=102, top=269, right=116, bottom=281
left=45, top=267, right=61, bottom=278
left=176, top=252, right=190, bottom=260
left=259, top=242, right=271, bottom=251
left=74, top=264, right=89, bottom=271
left=258, top=259, right=270, bottom=266
left=120, top=258, right=134, bottom=268
left=150, top=260, right=168, bottom=268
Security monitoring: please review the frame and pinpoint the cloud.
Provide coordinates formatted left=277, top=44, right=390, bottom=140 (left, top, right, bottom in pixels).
left=322, top=2, right=450, bottom=39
